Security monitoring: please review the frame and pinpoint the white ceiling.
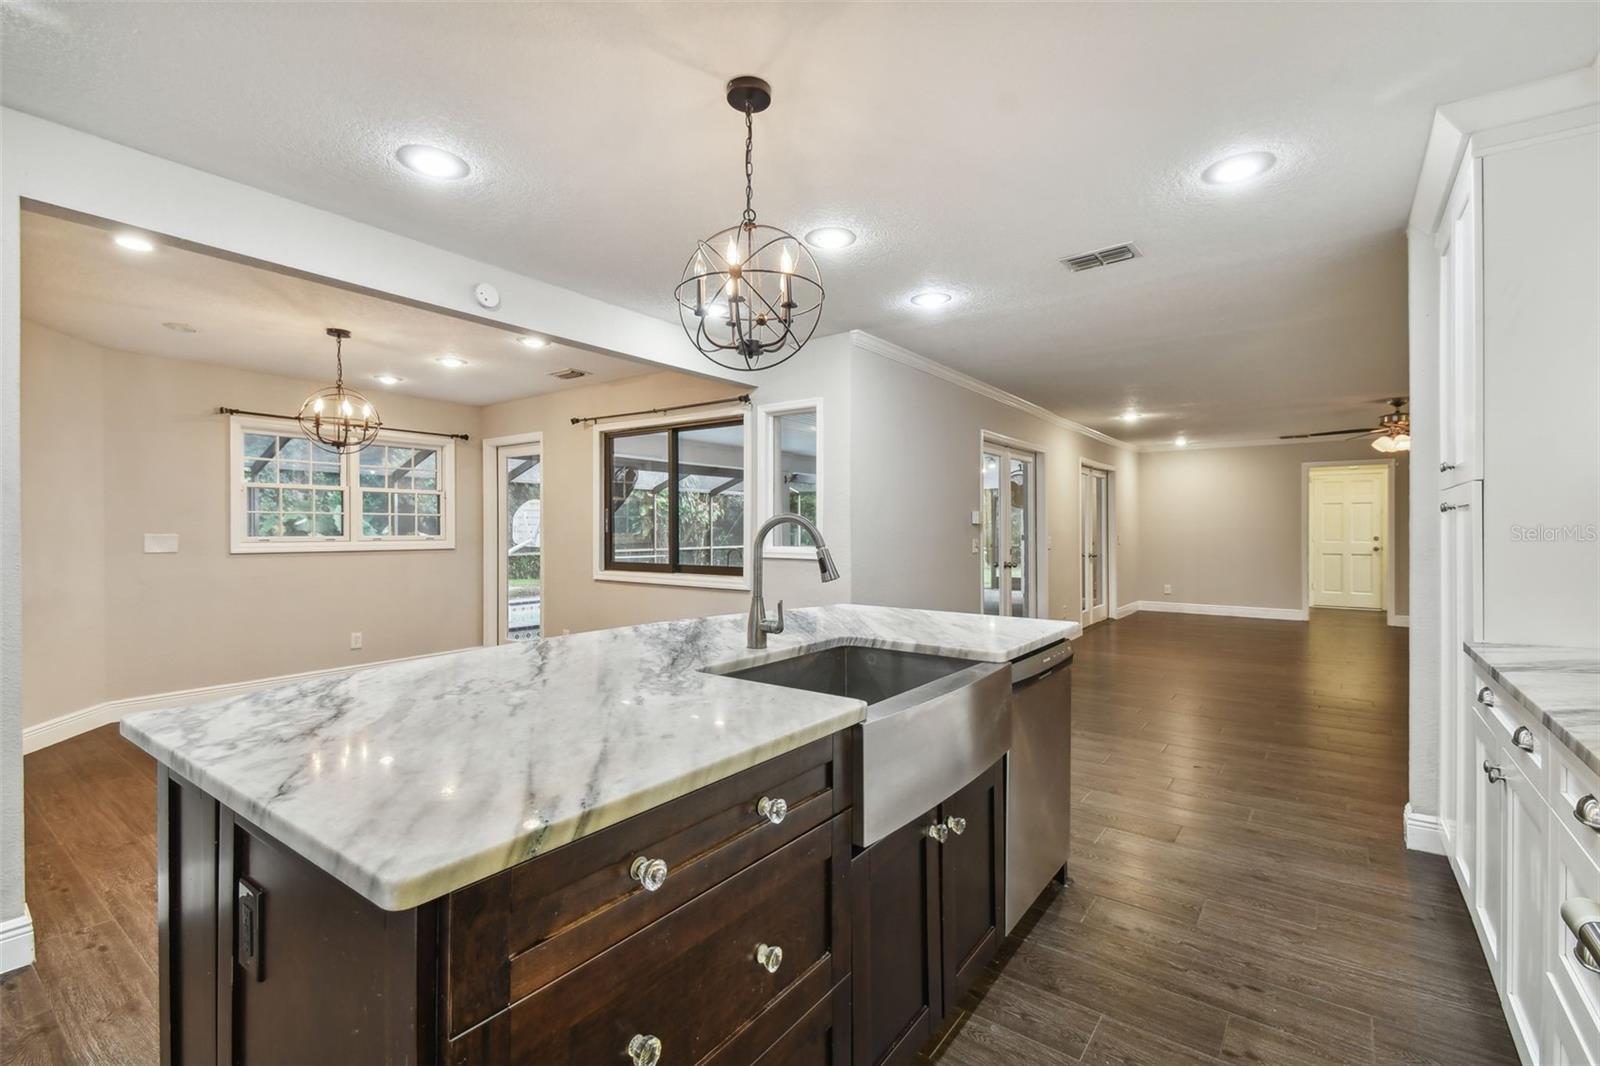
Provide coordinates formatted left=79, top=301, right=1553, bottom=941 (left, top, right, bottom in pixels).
left=3, top=3, right=1596, bottom=443
left=19, top=209, right=651, bottom=406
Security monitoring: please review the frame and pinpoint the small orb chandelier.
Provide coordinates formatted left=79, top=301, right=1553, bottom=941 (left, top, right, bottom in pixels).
left=674, top=76, right=824, bottom=372
left=298, top=327, right=381, bottom=452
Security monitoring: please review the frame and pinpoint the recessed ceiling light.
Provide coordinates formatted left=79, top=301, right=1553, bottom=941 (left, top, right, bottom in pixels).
left=805, top=227, right=857, bottom=250
left=1120, top=410, right=1143, bottom=423
left=910, top=291, right=952, bottom=309
left=113, top=233, right=155, bottom=253
left=434, top=355, right=468, bottom=368
left=516, top=336, right=548, bottom=349
left=1202, top=151, right=1276, bottom=185
left=373, top=373, right=403, bottom=386
left=1174, top=434, right=1189, bottom=447
left=396, top=144, right=470, bottom=181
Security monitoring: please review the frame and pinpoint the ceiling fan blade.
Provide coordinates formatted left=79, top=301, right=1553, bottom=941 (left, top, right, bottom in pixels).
left=1277, top=428, right=1374, bottom=439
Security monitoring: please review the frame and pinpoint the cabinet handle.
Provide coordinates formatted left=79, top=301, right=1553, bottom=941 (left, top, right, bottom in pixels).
left=1575, top=796, right=1600, bottom=831
left=1440, top=462, right=1457, bottom=473
left=627, top=1034, right=663, bottom=1066
left=755, top=942, right=784, bottom=974
left=926, top=823, right=950, bottom=844
left=1562, top=899, right=1600, bottom=975
left=1482, top=760, right=1506, bottom=784
left=944, top=816, right=968, bottom=836
left=1511, top=726, right=1534, bottom=753
left=1476, top=686, right=1495, bottom=708
left=756, top=796, right=788, bottom=825
left=629, top=856, right=669, bottom=892
left=1439, top=502, right=1469, bottom=513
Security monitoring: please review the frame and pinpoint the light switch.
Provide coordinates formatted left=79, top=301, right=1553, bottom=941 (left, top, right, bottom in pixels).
left=971, top=537, right=980, bottom=553
left=970, top=510, right=981, bottom=525
left=144, top=533, right=179, bottom=554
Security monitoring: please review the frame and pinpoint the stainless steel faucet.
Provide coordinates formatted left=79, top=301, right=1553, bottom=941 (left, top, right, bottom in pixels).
left=747, top=514, right=840, bottom=649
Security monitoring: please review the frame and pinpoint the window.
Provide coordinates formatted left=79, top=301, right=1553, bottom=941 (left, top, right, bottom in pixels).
left=230, top=417, right=454, bottom=553
left=759, top=400, right=822, bottom=556
left=603, top=417, right=745, bottom=576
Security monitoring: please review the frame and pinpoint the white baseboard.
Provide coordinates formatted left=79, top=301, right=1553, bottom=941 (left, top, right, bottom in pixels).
left=0, top=906, right=34, bottom=975
left=1388, top=613, right=1411, bottom=628
left=1403, top=803, right=1446, bottom=855
left=1131, top=600, right=1310, bottom=623
left=1112, top=602, right=1140, bottom=620
left=22, top=646, right=472, bottom=754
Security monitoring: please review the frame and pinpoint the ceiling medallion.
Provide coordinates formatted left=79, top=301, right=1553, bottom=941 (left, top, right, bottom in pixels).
left=674, top=76, right=824, bottom=372
left=298, top=328, right=382, bottom=453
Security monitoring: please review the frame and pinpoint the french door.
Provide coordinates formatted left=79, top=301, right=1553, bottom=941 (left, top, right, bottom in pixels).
left=1080, top=466, right=1110, bottom=626
left=981, top=445, right=1036, bottom=618
left=495, top=442, right=542, bottom=642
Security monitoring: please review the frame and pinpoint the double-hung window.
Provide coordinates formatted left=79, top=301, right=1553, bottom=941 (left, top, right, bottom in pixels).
left=230, top=416, right=455, bottom=553
left=602, top=417, right=746, bottom=576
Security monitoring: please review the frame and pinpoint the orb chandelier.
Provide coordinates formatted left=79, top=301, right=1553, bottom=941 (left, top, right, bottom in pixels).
left=298, top=327, right=381, bottom=452
left=674, top=76, right=824, bottom=372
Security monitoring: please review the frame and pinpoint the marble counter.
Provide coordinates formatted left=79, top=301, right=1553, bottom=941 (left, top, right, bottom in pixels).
left=122, top=604, right=1077, bottom=910
left=1465, top=643, right=1600, bottom=775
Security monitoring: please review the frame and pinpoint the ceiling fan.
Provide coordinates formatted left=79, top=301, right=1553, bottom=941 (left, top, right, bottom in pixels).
left=1279, top=397, right=1411, bottom=453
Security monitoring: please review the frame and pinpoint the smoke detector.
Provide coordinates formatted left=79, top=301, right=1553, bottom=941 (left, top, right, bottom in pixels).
left=1061, top=243, right=1140, bottom=272
left=549, top=367, right=590, bottom=381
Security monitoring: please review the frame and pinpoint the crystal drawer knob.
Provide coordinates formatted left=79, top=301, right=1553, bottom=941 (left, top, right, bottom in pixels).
left=755, top=942, right=783, bottom=974
left=627, top=1033, right=662, bottom=1066
left=926, top=823, right=949, bottom=844
left=944, top=816, right=967, bottom=836
left=757, top=796, right=788, bottom=825
left=630, top=856, right=669, bottom=892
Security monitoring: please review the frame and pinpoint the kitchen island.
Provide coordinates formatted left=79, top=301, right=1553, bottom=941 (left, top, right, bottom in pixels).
left=123, top=604, right=1076, bottom=1065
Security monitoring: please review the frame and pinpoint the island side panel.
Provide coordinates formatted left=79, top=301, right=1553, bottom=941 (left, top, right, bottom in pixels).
left=158, top=766, right=221, bottom=1066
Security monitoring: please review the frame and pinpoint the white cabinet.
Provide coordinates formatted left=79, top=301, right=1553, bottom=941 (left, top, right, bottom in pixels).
left=1436, top=156, right=1482, bottom=490
left=1471, top=706, right=1509, bottom=977
left=1439, top=481, right=1483, bottom=882
left=1546, top=810, right=1600, bottom=1063
left=1504, top=747, right=1548, bottom=1062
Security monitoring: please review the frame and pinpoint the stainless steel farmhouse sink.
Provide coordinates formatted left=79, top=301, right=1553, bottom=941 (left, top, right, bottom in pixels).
left=717, top=646, right=1012, bottom=846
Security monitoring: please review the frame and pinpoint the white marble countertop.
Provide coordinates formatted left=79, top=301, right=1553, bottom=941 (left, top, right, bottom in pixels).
left=122, top=604, right=1077, bottom=910
left=1465, top=643, right=1600, bottom=775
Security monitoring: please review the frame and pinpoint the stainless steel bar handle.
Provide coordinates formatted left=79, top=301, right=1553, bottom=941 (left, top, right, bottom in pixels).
left=627, top=1034, right=663, bottom=1066
left=1562, top=899, right=1600, bottom=975
left=1575, top=795, right=1600, bottom=831
left=1512, top=726, right=1535, bottom=753
left=1476, top=686, right=1495, bottom=707
left=1482, top=760, right=1506, bottom=784
left=630, top=856, right=669, bottom=892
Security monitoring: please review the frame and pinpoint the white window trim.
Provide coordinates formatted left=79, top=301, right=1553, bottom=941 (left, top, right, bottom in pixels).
left=591, top=404, right=752, bottom=591
left=757, top=397, right=824, bottom=560
left=229, top=414, right=457, bottom=554
left=481, top=431, right=543, bottom=646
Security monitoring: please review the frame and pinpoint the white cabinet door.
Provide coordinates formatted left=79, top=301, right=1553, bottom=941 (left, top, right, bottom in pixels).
left=1472, top=708, right=1509, bottom=978
left=1441, top=482, right=1483, bottom=886
left=1437, top=156, right=1481, bottom=489
left=1503, top=752, right=1549, bottom=1062
left=1545, top=815, right=1600, bottom=1063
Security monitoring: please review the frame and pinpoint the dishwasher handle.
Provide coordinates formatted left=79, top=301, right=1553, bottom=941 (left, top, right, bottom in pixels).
left=1012, top=642, right=1073, bottom=685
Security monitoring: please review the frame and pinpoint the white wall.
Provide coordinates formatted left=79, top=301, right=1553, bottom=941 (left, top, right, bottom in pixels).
left=1407, top=227, right=1442, bottom=818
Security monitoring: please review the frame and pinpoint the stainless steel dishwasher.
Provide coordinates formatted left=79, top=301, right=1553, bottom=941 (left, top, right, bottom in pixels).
left=1005, top=639, right=1073, bottom=932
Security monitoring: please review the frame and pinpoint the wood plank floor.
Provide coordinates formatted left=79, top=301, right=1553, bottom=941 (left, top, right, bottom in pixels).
left=0, top=609, right=1512, bottom=1064
left=927, top=608, right=1516, bottom=1066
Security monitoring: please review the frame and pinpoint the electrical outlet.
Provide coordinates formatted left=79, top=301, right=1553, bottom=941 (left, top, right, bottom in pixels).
left=1163, top=584, right=1173, bottom=595
left=350, top=632, right=363, bottom=650
left=971, top=537, right=980, bottom=554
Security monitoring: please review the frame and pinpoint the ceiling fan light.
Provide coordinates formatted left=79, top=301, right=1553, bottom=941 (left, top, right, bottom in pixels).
left=1371, top=435, right=1396, bottom=453
left=1393, top=433, right=1411, bottom=452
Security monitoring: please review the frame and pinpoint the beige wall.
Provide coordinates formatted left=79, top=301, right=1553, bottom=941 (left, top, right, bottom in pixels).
left=20, top=321, right=485, bottom=729
left=1136, top=438, right=1411, bottom=615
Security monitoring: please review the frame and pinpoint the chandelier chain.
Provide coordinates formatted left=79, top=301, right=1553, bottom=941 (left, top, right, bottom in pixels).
left=333, top=334, right=344, bottom=389
left=742, top=105, right=756, bottom=225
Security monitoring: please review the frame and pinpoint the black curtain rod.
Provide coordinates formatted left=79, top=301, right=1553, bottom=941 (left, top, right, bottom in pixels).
left=570, top=394, right=751, bottom=427
left=218, top=407, right=470, bottom=441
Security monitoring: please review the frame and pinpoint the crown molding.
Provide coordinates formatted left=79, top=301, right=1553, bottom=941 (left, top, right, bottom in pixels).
left=847, top=331, right=1130, bottom=450
left=1141, top=435, right=1388, bottom=454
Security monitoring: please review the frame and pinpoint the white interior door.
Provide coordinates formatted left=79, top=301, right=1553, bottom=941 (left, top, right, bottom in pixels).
left=1308, top=465, right=1386, bottom=610
left=981, top=445, right=1036, bottom=617
left=496, top=442, right=542, bottom=642
left=1080, top=466, right=1110, bottom=626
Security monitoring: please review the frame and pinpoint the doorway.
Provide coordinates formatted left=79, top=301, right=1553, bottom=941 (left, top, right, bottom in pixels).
left=981, top=443, right=1037, bottom=617
left=484, top=435, right=543, bottom=643
left=1080, top=464, right=1112, bottom=626
left=1306, top=463, right=1390, bottom=611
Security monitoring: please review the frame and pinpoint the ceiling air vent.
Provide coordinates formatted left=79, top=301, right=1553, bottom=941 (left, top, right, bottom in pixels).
left=1061, top=243, right=1141, bottom=272
left=549, top=367, right=590, bottom=381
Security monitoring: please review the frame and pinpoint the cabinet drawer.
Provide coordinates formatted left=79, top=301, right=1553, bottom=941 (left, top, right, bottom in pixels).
left=1472, top=669, right=1548, bottom=793
left=445, top=735, right=849, bottom=1034
left=450, top=816, right=850, bottom=1065
left=1548, top=735, right=1600, bottom=870
left=1546, top=813, right=1600, bottom=1060
left=751, top=979, right=851, bottom=1066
